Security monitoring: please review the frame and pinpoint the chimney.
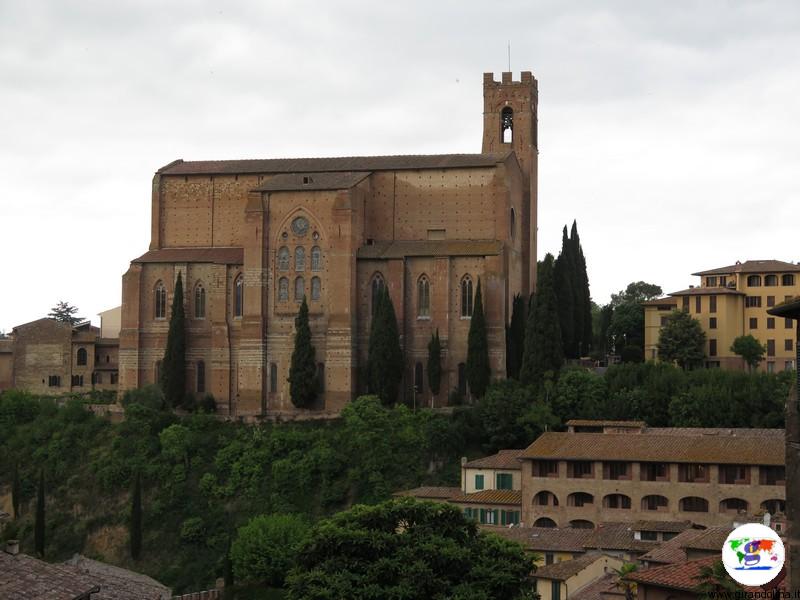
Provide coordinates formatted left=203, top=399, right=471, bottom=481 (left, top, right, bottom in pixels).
left=5, top=540, right=19, bottom=556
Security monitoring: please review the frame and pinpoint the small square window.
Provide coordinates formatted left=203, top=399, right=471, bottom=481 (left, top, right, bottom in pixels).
left=709, top=317, right=717, bottom=329
left=749, top=318, right=758, bottom=329
left=767, top=318, right=775, bottom=329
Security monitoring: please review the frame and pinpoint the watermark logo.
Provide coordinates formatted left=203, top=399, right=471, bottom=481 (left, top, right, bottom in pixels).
left=722, top=523, right=785, bottom=587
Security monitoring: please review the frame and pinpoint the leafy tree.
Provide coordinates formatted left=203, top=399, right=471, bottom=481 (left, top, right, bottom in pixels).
left=289, top=297, right=317, bottom=408
left=367, top=287, right=404, bottom=406
left=554, top=226, right=576, bottom=358
left=35, top=469, right=45, bottom=557
left=466, top=279, right=491, bottom=398
left=161, top=272, right=186, bottom=408
left=613, top=562, right=638, bottom=600
left=159, top=423, right=192, bottom=470
left=286, top=498, right=536, bottom=600
left=12, top=462, right=20, bottom=518
left=521, top=254, right=563, bottom=386
left=695, top=560, right=740, bottom=598
left=48, top=301, right=83, bottom=326
left=571, top=221, right=593, bottom=357
left=506, top=294, right=526, bottom=380
left=552, top=369, right=607, bottom=422
left=231, top=513, right=310, bottom=586
left=592, top=302, right=614, bottom=359
left=427, top=329, right=442, bottom=396
left=607, top=281, right=663, bottom=353
left=730, top=334, right=766, bottom=371
left=657, top=310, right=706, bottom=370
left=130, top=472, right=142, bottom=560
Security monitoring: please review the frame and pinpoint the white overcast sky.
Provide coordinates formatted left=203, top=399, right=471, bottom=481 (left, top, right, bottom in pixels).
left=1, top=0, right=799, bottom=332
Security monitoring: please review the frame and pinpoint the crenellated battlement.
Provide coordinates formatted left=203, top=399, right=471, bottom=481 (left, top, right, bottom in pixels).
left=483, top=71, right=537, bottom=88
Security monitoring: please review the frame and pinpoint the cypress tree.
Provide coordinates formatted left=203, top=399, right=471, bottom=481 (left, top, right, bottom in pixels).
left=427, top=329, right=442, bottom=396
left=466, top=279, right=491, bottom=399
left=554, top=226, right=576, bottom=359
left=35, top=469, right=45, bottom=558
left=288, top=297, right=317, bottom=408
left=12, top=462, right=20, bottom=519
left=570, top=221, right=593, bottom=357
left=520, top=254, right=564, bottom=386
left=161, top=271, right=186, bottom=408
left=130, top=472, right=142, bottom=560
left=506, top=293, right=526, bottom=379
left=367, top=287, right=404, bottom=405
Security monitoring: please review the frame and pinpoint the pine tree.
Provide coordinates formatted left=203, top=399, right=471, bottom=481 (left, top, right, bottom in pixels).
left=130, top=472, right=142, bottom=560
left=48, top=300, right=83, bottom=326
left=506, top=294, right=526, bottom=380
left=35, top=469, right=45, bottom=558
left=427, top=329, right=442, bottom=396
left=161, top=272, right=186, bottom=408
left=554, top=226, right=576, bottom=359
left=12, top=463, right=21, bottom=519
left=570, top=221, right=593, bottom=357
left=367, top=287, right=404, bottom=406
left=520, top=254, right=564, bottom=385
left=288, top=297, right=317, bottom=408
left=466, top=279, right=491, bottom=399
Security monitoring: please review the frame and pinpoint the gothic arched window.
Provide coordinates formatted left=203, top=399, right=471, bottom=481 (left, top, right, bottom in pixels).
left=154, top=281, right=167, bottom=319
left=278, top=246, right=290, bottom=271
left=194, top=283, right=206, bottom=319
left=234, top=274, right=244, bottom=317
left=311, top=276, right=321, bottom=301
left=461, top=276, right=473, bottom=318
left=371, top=274, right=385, bottom=315
left=77, top=348, right=87, bottom=366
left=295, top=276, right=305, bottom=301
left=311, top=246, right=322, bottom=271
left=501, top=107, right=513, bottom=143
left=295, top=246, right=306, bottom=271
left=417, top=275, right=430, bottom=318
left=278, top=277, right=289, bottom=302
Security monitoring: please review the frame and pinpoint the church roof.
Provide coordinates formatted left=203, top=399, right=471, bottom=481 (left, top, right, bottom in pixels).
left=357, top=240, right=502, bottom=259
left=253, top=171, right=371, bottom=192
left=157, top=152, right=512, bottom=175
left=131, top=247, right=244, bottom=265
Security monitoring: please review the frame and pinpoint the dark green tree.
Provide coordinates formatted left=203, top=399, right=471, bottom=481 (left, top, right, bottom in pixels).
left=466, top=279, right=491, bottom=399
left=48, top=300, right=83, bottom=325
left=570, top=221, right=593, bottom=356
left=35, top=469, right=45, bottom=557
left=286, top=498, right=536, bottom=600
left=367, top=287, right=404, bottom=405
left=554, top=226, right=576, bottom=358
left=231, top=514, right=310, bottom=587
left=657, top=310, right=706, bottom=370
left=12, top=462, right=20, bottom=519
left=161, top=272, right=186, bottom=408
left=520, top=254, right=564, bottom=385
left=427, top=329, right=442, bottom=396
left=289, top=297, right=317, bottom=408
left=506, top=294, right=526, bottom=379
left=130, top=472, right=142, bottom=560
left=730, top=334, right=766, bottom=371
left=607, top=281, right=663, bottom=353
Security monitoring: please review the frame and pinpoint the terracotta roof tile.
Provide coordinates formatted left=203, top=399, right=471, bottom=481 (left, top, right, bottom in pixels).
left=252, top=171, right=371, bottom=192
left=631, top=520, right=693, bottom=534
left=357, top=240, right=503, bottom=259
left=668, top=286, right=744, bottom=297
left=566, top=420, right=646, bottom=428
left=534, top=553, right=616, bottom=581
left=571, top=573, right=623, bottom=600
left=485, top=526, right=593, bottom=552
left=692, top=260, right=800, bottom=276
left=641, top=297, right=678, bottom=306
left=680, top=526, right=733, bottom=551
left=131, top=247, right=243, bottom=265
left=158, top=153, right=512, bottom=175
left=520, top=431, right=784, bottom=465
left=463, top=449, right=525, bottom=469
left=584, top=522, right=658, bottom=553
left=391, top=486, right=461, bottom=500
left=448, top=489, right=522, bottom=505
left=638, top=528, right=707, bottom=564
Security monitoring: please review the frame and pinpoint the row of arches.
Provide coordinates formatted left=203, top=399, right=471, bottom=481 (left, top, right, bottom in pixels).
left=278, top=276, right=322, bottom=302
left=532, top=491, right=785, bottom=514
left=369, top=273, right=476, bottom=319
left=747, top=274, right=795, bottom=287
left=277, top=246, right=322, bottom=272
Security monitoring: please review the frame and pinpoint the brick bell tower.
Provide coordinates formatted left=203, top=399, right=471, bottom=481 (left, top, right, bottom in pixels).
left=482, top=71, right=538, bottom=294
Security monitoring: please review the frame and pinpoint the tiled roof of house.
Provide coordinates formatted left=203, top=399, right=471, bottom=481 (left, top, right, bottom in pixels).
left=637, top=527, right=731, bottom=564
left=571, top=573, right=623, bottom=600
left=463, top=449, right=525, bottom=469
left=692, top=260, right=800, bottom=276
left=534, top=553, right=611, bottom=581
left=392, top=486, right=461, bottom=500
left=641, top=297, right=678, bottom=306
left=0, top=552, right=170, bottom=600
left=158, top=153, right=512, bottom=175
left=566, top=420, right=646, bottom=428
left=680, top=526, right=733, bottom=551
left=520, top=431, right=784, bottom=465
left=631, top=520, right=693, bottom=534
left=448, top=489, right=522, bottom=506
left=131, top=247, right=244, bottom=265
left=252, top=171, right=371, bottom=192
left=584, top=522, right=658, bottom=553
left=668, top=286, right=744, bottom=297
left=357, top=240, right=503, bottom=259
left=485, top=526, right=593, bottom=552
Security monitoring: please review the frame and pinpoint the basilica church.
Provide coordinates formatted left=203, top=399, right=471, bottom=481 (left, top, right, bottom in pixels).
left=119, top=71, right=539, bottom=416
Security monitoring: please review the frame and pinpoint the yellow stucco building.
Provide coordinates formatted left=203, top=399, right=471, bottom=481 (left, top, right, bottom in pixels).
left=644, top=260, right=800, bottom=371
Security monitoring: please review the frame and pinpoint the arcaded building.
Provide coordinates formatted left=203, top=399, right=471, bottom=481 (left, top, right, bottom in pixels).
left=119, top=72, right=539, bottom=416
